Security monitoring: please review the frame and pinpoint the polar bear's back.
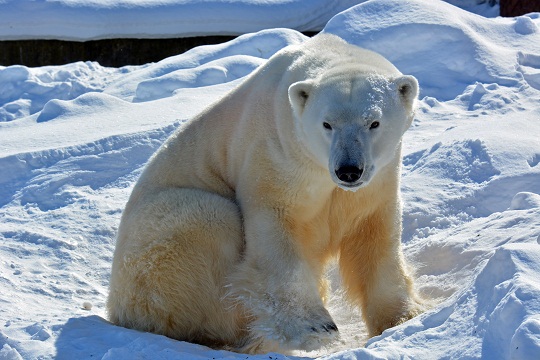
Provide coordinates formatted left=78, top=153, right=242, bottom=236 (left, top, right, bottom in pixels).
left=288, top=34, right=401, bottom=79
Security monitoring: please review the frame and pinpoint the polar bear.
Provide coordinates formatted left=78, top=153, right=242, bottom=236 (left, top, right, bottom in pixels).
left=107, top=33, right=424, bottom=354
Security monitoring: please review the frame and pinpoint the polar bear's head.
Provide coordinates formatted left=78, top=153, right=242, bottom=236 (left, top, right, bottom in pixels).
left=288, top=70, right=418, bottom=191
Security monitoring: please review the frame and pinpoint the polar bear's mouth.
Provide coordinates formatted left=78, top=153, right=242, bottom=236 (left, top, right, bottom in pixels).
left=335, top=181, right=365, bottom=192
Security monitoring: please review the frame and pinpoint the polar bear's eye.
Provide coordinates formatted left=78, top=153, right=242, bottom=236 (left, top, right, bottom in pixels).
left=370, top=121, right=380, bottom=129
left=323, top=122, right=332, bottom=130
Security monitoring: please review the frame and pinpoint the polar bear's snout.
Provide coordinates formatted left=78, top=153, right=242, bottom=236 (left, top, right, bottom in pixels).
left=335, top=165, right=363, bottom=183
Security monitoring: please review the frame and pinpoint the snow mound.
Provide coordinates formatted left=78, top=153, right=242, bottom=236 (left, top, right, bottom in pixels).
left=0, top=62, right=118, bottom=122
left=350, top=242, right=540, bottom=360
left=134, top=55, right=264, bottom=102
left=0, top=0, right=366, bottom=41
left=37, top=92, right=126, bottom=123
left=509, top=192, right=540, bottom=210
left=105, top=28, right=307, bottom=101
left=323, top=0, right=539, bottom=100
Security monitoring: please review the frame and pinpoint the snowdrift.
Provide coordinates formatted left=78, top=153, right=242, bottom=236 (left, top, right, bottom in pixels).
left=1, top=0, right=539, bottom=359
left=0, top=0, right=366, bottom=41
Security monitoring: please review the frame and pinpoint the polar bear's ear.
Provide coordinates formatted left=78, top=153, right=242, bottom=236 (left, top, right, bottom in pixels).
left=394, top=75, right=419, bottom=107
left=288, top=81, right=313, bottom=117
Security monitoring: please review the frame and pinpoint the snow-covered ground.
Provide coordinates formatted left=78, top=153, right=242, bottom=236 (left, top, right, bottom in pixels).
left=1, top=0, right=540, bottom=359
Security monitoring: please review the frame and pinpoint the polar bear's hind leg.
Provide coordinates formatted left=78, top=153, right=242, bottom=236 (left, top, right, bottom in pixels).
left=107, top=188, right=247, bottom=348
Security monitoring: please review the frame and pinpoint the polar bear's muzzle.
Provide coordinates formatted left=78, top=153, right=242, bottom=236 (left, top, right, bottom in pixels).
left=329, top=135, right=371, bottom=190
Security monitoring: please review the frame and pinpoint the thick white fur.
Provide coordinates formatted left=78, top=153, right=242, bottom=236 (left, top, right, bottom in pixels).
left=107, top=34, right=424, bottom=354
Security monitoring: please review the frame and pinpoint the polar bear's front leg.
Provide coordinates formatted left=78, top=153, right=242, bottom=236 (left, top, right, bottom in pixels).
left=339, top=202, right=425, bottom=337
left=229, top=209, right=338, bottom=352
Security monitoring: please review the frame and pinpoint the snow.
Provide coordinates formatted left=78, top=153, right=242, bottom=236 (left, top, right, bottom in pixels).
left=0, top=0, right=500, bottom=41
left=1, top=0, right=540, bottom=359
left=0, top=0, right=368, bottom=41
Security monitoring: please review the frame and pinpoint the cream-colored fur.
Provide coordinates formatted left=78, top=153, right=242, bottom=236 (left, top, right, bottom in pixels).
left=107, top=33, right=424, bottom=354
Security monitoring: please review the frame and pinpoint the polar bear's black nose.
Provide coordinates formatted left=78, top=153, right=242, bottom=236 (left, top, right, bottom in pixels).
left=335, top=166, right=363, bottom=183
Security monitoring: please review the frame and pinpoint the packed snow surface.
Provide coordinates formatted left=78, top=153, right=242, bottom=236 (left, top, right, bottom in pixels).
left=1, top=0, right=540, bottom=359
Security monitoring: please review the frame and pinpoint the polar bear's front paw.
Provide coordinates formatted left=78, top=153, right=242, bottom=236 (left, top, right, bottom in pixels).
left=252, top=304, right=339, bottom=351
left=301, top=319, right=340, bottom=351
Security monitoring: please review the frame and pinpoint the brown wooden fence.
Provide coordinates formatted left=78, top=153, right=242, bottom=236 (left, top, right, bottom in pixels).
left=500, top=0, right=540, bottom=17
